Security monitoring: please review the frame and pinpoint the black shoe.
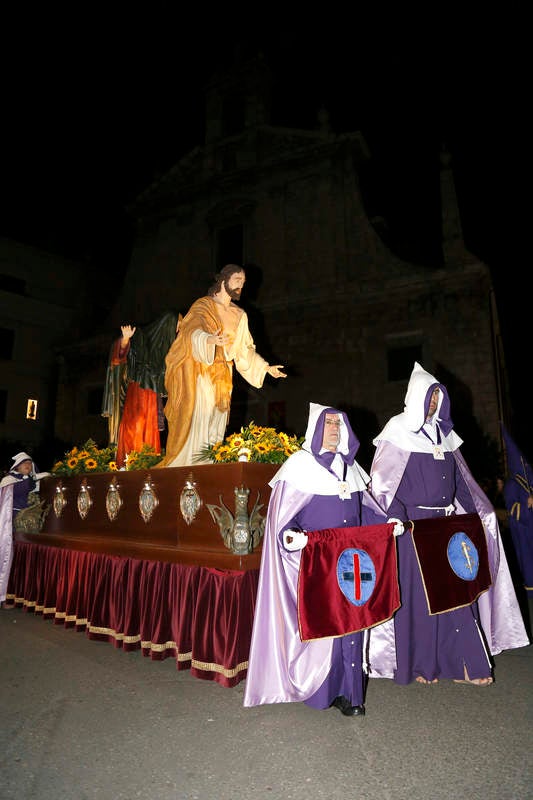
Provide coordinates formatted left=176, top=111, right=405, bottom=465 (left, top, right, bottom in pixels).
left=330, top=696, right=365, bottom=717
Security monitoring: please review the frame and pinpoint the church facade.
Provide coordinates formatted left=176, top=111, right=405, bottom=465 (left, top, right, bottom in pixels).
left=54, top=55, right=508, bottom=476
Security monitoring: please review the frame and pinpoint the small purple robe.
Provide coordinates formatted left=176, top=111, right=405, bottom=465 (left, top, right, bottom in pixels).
left=0, top=474, right=36, bottom=603
left=0, top=459, right=47, bottom=603
left=0, top=484, right=14, bottom=603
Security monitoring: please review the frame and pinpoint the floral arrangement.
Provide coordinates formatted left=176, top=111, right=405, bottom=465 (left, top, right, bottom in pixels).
left=52, top=439, right=117, bottom=475
left=51, top=440, right=162, bottom=476
left=124, top=444, right=163, bottom=471
left=195, top=422, right=303, bottom=465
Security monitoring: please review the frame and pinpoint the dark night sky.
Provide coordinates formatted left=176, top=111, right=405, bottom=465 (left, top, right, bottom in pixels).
left=1, top=11, right=529, bottom=454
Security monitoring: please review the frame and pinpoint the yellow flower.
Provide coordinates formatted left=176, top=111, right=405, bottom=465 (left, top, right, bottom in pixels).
left=215, top=445, right=231, bottom=462
left=108, top=462, right=118, bottom=471
left=227, top=434, right=245, bottom=449
left=124, top=444, right=162, bottom=471
left=67, top=456, right=79, bottom=469
left=84, top=458, right=97, bottom=470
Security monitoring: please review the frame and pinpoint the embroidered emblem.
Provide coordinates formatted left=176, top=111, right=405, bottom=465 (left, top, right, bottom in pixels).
left=433, top=444, right=445, bottom=460
left=337, top=480, right=351, bottom=500
left=447, top=531, right=480, bottom=580
left=337, top=548, right=376, bottom=605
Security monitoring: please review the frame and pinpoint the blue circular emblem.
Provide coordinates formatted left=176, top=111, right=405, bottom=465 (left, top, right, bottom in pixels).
left=447, top=532, right=480, bottom=580
left=337, top=548, right=376, bottom=606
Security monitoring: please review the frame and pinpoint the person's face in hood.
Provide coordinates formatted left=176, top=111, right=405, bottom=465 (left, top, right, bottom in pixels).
left=322, top=413, right=341, bottom=452
left=426, top=387, right=440, bottom=421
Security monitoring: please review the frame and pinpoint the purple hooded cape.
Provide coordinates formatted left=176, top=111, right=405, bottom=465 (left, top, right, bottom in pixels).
left=243, top=403, right=386, bottom=706
left=367, top=364, right=529, bottom=680
left=0, top=454, right=49, bottom=603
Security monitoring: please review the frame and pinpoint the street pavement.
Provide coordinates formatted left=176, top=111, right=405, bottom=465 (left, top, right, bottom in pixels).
left=1, top=591, right=532, bottom=800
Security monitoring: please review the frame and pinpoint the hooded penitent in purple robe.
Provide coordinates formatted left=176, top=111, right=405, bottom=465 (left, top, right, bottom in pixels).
left=0, top=453, right=50, bottom=603
left=502, top=424, right=533, bottom=596
left=243, top=403, right=386, bottom=710
left=368, top=363, right=529, bottom=684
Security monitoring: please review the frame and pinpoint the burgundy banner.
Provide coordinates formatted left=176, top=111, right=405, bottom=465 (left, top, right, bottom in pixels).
left=410, top=513, right=492, bottom=615
left=297, top=523, right=400, bottom=641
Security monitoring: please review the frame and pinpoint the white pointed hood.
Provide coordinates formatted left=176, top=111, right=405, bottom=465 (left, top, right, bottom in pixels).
left=373, top=362, right=463, bottom=453
left=270, top=402, right=370, bottom=494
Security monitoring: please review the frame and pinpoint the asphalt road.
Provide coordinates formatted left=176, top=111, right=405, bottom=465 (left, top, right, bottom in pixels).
left=1, top=591, right=532, bottom=800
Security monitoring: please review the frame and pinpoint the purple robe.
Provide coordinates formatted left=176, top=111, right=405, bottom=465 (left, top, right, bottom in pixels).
left=504, top=476, right=533, bottom=595
left=368, top=362, right=529, bottom=682
left=0, top=473, right=36, bottom=603
left=379, top=449, right=492, bottom=683
left=502, top=425, right=533, bottom=595
left=243, top=403, right=386, bottom=709
left=11, top=472, right=37, bottom=517
left=0, top=459, right=48, bottom=603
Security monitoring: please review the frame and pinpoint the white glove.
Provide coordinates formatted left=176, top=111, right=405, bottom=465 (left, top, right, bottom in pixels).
left=283, top=529, right=308, bottom=551
left=387, top=517, right=404, bottom=537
